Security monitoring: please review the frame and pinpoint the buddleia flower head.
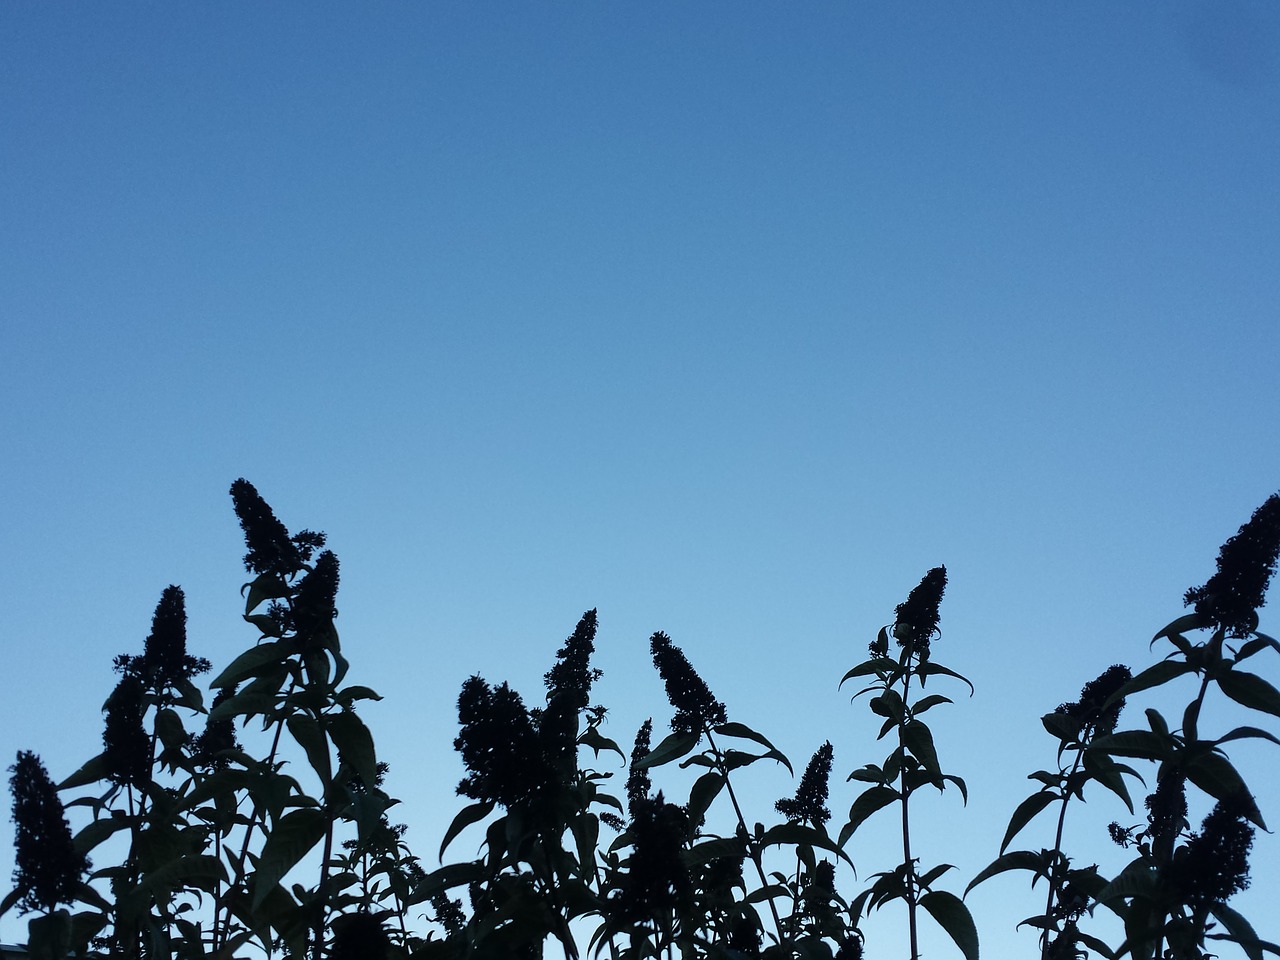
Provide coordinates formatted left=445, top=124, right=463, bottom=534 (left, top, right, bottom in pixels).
left=627, top=719, right=654, bottom=815
left=649, top=632, right=727, bottom=735
left=1144, top=772, right=1187, bottom=847
left=1054, top=664, right=1131, bottom=739
left=539, top=610, right=603, bottom=771
left=454, top=677, right=550, bottom=809
left=9, top=751, right=90, bottom=913
left=775, top=741, right=833, bottom=826
left=291, top=550, right=340, bottom=647
left=192, top=686, right=241, bottom=770
left=229, top=479, right=325, bottom=576
left=140, top=586, right=210, bottom=686
left=544, top=608, right=602, bottom=711
left=1175, top=795, right=1254, bottom=906
left=893, top=566, right=947, bottom=661
left=1185, top=493, right=1280, bottom=638
left=102, top=674, right=151, bottom=788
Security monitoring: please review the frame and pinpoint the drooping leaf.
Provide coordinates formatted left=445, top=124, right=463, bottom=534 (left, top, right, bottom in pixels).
left=687, top=771, right=725, bottom=827
left=1217, top=669, right=1280, bottom=719
left=917, top=661, right=975, bottom=695
left=1185, top=752, right=1265, bottom=828
left=326, top=710, right=378, bottom=790
left=286, top=714, right=331, bottom=785
left=241, top=573, right=291, bottom=616
left=1214, top=725, right=1280, bottom=749
left=902, top=720, right=940, bottom=776
left=758, top=823, right=853, bottom=866
left=1151, top=612, right=1211, bottom=643
left=966, top=849, right=1049, bottom=895
left=912, top=693, right=953, bottom=716
left=1208, top=902, right=1280, bottom=960
left=919, top=890, right=979, bottom=960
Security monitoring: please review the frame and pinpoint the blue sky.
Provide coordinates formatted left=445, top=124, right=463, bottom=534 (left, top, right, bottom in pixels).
left=3, top=2, right=1280, bottom=955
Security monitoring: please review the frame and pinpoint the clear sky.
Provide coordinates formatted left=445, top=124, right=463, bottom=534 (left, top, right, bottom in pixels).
left=3, top=2, right=1280, bottom=955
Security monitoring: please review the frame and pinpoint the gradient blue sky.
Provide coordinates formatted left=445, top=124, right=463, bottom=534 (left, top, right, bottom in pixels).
left=3, top=2, right=1280, bottom=955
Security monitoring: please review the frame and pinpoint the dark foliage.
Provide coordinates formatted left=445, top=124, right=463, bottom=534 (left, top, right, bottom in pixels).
left=328, top=911, right=391, bottom=960
left=894, top=566, right=947, bottom=660
left=430, top=891, right=465, bottom=938
left=650, top=632, right=727, bottom=735
left=9, top=751, right=88, bottom=913
left=776, top=741, right=833, bottom=826
left=1184, top=493, right=1280, bottom=637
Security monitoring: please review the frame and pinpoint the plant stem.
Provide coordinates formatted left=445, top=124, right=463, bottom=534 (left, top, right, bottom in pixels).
left=899, top=658, right=920, bottom=960
left=706, top=728, right=785, bottom=944
left=1041, top=747, right=1085, bottom=960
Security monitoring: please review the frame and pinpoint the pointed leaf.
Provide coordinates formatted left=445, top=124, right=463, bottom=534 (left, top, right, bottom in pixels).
left=1000, top=791, right=1056, bottom=854
left=1208, top=902, right=1280, bottom=960
left=919, top=890, right=979, bottom=960
left=286, top=714, right=331, bottom=785
left=635, top=731, right=699, bottom=770
left=918, top=661, right=975, bottom=694
left=966, top=850, right=1049, bottom=895
left=1117, top=659, right=1194, bottom=701
left=326, top=710, right=377, bottom=790
left=902, top=720, right=940, bottom=776
left=758, top=823, right=853, bottom=867
left=912, top=693, right=953, bottom=716
left=1217, top=669, right=1280, bottom=719
left=1152, top=612, right=1211, bottom=642
left=843, top=784, right=898, bottom=840
left=687, top=771, right=725, bottom=827
left=1185, top=752, right=1265, bottom=828
left=210, top=641, right=287, bottom=689
left=58, top=754, right=107, bottom=791
left=250, top=807, right=326, bottom=910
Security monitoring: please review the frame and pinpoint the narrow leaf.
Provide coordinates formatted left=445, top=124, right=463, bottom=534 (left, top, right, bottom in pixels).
left=210, top=641, right=287, bottom=689
left=635, top=731, right=699, bottom=770
left=1000, top=791, right=1056, bottom=854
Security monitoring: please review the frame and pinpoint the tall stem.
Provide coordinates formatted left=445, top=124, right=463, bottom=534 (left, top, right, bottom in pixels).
left=706, top=729, right=785, bottom=943
left=215, top=686, right=294, bottom=952
left=899, top=659, right=919, bottom=960
left=1041, top=747, right=1085, bottom=960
